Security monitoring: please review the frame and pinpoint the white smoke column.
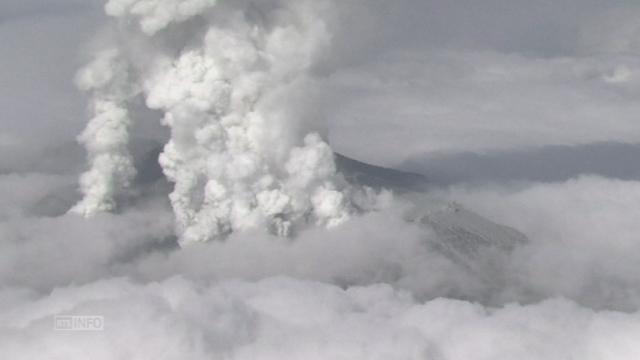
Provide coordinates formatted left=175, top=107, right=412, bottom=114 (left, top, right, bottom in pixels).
left=72, top=0, right=382, bottom=245
left=71, top=49, right=138, bottom=217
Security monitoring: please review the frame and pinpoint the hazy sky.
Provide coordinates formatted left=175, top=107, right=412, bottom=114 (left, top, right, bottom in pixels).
left=4, top=0, right=640, bottom=174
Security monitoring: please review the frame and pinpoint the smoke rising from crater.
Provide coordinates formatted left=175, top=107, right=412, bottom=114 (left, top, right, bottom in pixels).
left=71, top=49, right=138, bottom=217
left=73, top=0, right=382, bottom=245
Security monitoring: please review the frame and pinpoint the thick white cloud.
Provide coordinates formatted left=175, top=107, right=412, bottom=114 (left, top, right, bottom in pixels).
left=1, top=276, right=640, bottom=360
left=105, top=0, right=219, bottom=35
left=431, top=176, right=640, bottom=310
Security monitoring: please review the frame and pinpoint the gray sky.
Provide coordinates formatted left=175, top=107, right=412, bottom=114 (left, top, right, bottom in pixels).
left=4, top=0, right=640, bottom=177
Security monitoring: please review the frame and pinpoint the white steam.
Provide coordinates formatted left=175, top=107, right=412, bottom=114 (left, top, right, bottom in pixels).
left=71, top=49, right=138, bottom=217
left=73, top=0, right=378, bottom=244
left=105, top=0, right=220, bottom=35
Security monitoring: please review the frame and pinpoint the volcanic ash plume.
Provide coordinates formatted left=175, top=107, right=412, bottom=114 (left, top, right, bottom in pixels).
left=73, top=0, right=381, bottom=245
left=71, top=49, right=138, bottom=217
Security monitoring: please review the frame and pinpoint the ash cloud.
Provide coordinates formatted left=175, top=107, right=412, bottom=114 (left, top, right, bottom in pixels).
left=73, top=0, right=387, bottom=245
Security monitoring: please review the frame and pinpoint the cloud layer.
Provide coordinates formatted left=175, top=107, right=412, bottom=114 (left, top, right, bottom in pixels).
left=3, top=276, right=640, bottom=360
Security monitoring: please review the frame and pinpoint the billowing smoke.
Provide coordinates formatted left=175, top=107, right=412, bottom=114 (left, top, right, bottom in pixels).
left=71, top=49, right=138, bottom=217
left=73, top=0, right=380, bottom=245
